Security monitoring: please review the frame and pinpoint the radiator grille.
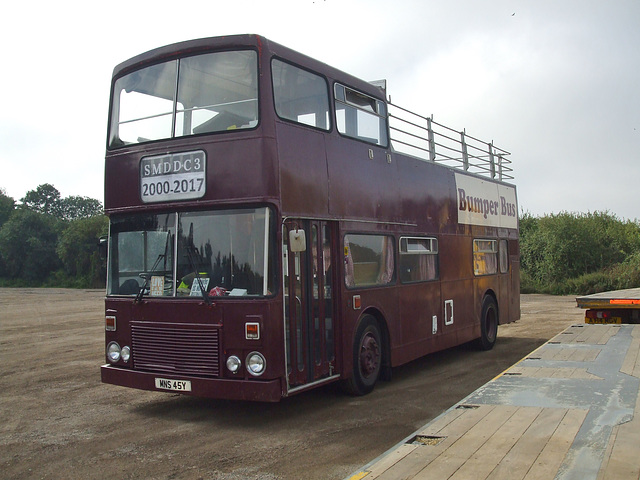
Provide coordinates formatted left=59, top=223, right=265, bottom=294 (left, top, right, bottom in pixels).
left=131, top=322, right=220, bottom=377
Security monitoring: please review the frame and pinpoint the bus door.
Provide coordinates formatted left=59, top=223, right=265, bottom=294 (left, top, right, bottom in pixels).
left=283, top=220, right=336, bottom=390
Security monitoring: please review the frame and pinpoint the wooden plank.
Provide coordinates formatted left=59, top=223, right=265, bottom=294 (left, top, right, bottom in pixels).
left=449, top=406, right=543, bottom=480
left=597, top=425, right=619, bottom=480
left=570, top=324, right=616, bottom=345
left=550, top=329, right=580, bottom=344
left=550, top=367, right=575, bottom=378
left=550, top=348, right=577, bottom=361
left=364, top=444, right=418, bottom=479
left=523, top=408, right=588, bottom=480
left=573, top=326, right=598, bottom=344
left=486, top=407, right=568, bottom=480
left=570, top=368, right=602, bottom=380
left=430, top=405, right=497, bottom=438
left=600, top=424, right=640, bottom=479
left=374, top=406, right=497, bottom=480
left=535, top=347, right=599, bottom=362
left=568, top=348, right=600, bottom=362
left=620, top=326, right=640, bottom=377
left=596, top=326, right=619, bottom=345
left=537, top=349, right=556, bottom=361
left=505, top=366, right=601, bottom=380
left=582, top=348, right=601, bottom=362
left=410, top=405, right=520, bottom=479
left=634, top=328, right=640, bottom=379
left=362, top=407, right=472, bottom=479
left=536, top=342, right=602, bottom=362
left=417, top=405, right=471, bottom=436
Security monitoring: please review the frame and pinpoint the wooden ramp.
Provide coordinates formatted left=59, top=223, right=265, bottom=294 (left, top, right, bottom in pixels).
left=346, top=324, right=640, bottom=480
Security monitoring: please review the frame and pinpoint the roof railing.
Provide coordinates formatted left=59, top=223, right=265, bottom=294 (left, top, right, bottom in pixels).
left=387, top=101, right=513, bottom=181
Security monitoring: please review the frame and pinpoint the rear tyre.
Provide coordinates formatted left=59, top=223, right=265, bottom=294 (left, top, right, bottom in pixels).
left=476, top=296, right=498, bottom=351
left=343, top=315, right=382, bottom=396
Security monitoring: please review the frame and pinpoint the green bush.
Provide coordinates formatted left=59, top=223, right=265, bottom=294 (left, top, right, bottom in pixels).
left=520, top=211, right=640, bottom=295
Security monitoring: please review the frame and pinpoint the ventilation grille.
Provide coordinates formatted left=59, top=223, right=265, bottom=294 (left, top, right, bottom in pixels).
left=131, top=322, right=220, bottom=377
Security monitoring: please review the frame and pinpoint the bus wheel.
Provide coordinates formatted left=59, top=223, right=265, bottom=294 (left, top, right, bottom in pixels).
left=477, top=296, right=498, bottom=351
left=344, top=315, right=382, bottom=396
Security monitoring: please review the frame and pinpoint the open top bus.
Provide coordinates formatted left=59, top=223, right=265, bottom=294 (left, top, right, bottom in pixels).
left=101, top=34, right=518, bottom=402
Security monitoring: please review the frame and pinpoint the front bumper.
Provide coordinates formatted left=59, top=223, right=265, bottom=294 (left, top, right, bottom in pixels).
left=101, top=364, right=284, bottom=402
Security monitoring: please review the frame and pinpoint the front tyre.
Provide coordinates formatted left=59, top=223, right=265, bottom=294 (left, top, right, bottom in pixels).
left=343, top=315, right=382, bottom=396
left=477, top=295, right=498, bottom=351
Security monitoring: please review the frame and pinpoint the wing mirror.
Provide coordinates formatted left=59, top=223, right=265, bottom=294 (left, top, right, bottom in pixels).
left=289, top=228, right=306, bottom=252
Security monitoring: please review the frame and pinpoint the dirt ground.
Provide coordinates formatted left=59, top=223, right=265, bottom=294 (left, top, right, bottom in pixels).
left=0, top=290, right=584, bottom=480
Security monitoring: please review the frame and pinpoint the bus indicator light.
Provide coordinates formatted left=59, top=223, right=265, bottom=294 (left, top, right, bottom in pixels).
left=246, top=322, right=260, bottom=340
left=105, top=316, right=116, bottom=331
left=353, top=295, right=361, bottom=310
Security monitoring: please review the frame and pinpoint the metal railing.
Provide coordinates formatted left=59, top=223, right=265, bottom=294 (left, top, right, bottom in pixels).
left=388, top=102, right=513, bottom=181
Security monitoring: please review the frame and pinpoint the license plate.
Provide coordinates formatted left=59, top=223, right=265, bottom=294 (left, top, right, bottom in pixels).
left=585, top=317, right=622, bottom=324
left=155, top=377, right=192, bottom=392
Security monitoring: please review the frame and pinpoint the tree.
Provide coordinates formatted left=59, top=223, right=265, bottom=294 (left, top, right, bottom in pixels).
left=0, top=209, right=63, bottom=281
left=60, top=196, right=103, bottom=221
left=20, top=184, right=104, bottom=221
left=20, top=183, right=62, bottom=217
left=57, top=215, right=108, bottom=287
left=0, top=188, right=15, bottom=228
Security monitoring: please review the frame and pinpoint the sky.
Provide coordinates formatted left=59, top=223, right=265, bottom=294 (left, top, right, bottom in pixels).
left=2, top=0, right=639, bottom=220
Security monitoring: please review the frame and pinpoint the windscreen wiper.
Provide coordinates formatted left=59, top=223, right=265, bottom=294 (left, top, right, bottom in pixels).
left=184, top=245, right=212, bottom=306
left=135, top=253, right=165, bottom=303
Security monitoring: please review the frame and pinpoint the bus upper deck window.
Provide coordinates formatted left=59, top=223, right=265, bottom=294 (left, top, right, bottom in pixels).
left=334, top=83, right=388, bottom=147
left=109, top=50, right=258, bottom=148
left=272, top=59, right=330, bottom=130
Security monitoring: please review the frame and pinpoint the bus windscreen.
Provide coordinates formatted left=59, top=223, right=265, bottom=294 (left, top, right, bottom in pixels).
left=108, top=50, right=258, bottom=148
left=108, top=207, right=275, bottom=298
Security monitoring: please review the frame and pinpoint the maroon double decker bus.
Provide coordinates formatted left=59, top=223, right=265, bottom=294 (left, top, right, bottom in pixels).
left=101, top=34, right=519, bottom=401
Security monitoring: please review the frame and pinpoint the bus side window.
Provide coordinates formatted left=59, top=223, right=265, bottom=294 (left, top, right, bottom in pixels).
left=499, top=239, right=509, bottom=274
left=473, top=239, right=498, bottom=276
left=334, top=83, right=388, bottom=147
left=344, top=234, right=395, bottom=287
left=272, top=59, right=330, bottom=130
left=399, top=237, right=439, bottom=283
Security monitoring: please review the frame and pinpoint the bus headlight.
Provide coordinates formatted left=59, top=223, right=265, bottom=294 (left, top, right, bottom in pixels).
left=121, top=346, right=131, bottom=363
left=107, top=342, right=121, bottom=363
left=246, top=352, right=266, bottom=376
left=226, top=355, right=241, bottom=374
